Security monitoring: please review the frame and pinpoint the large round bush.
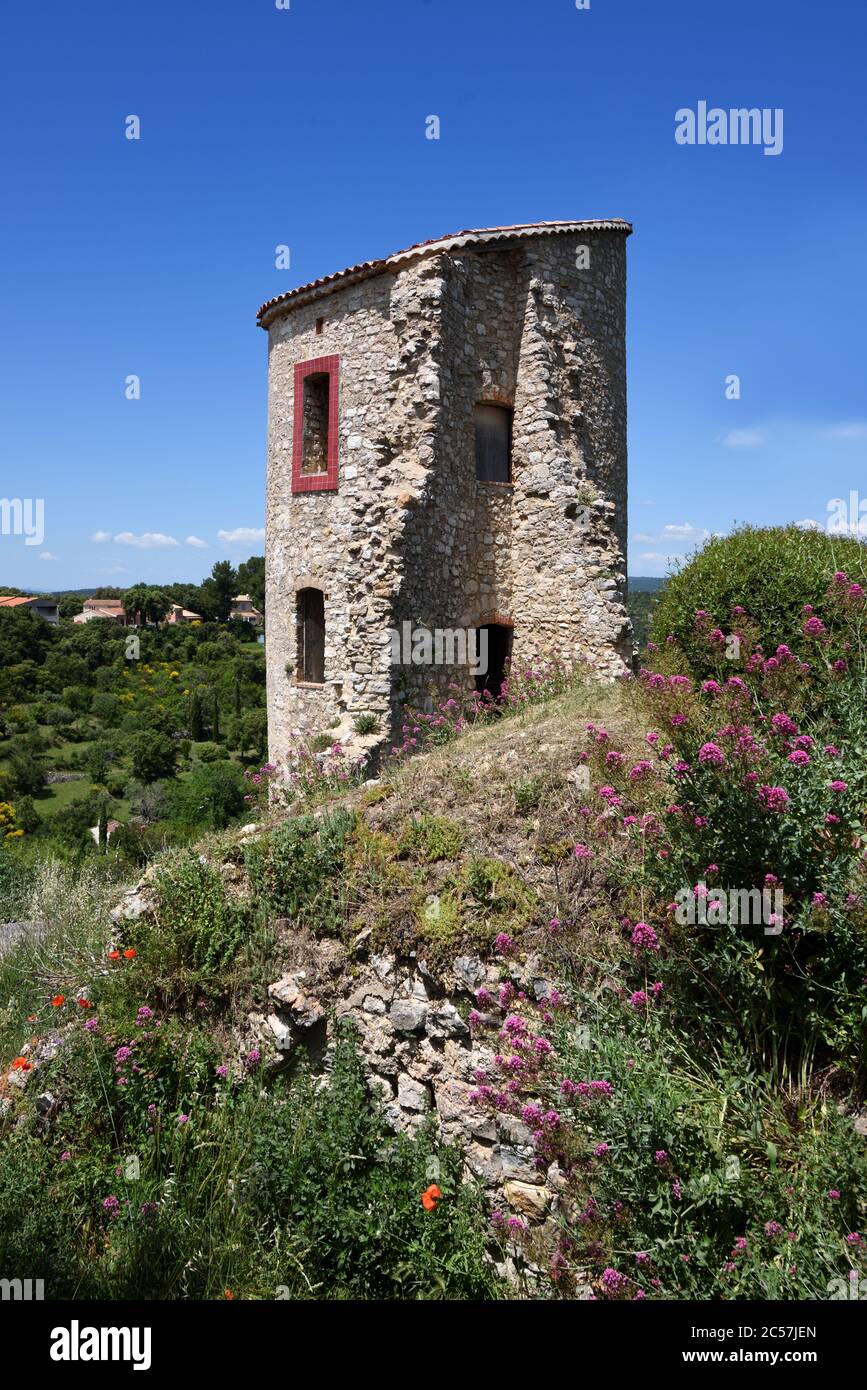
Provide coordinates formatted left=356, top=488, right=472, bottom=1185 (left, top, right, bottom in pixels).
left=650, top=525, right=867, bottom=677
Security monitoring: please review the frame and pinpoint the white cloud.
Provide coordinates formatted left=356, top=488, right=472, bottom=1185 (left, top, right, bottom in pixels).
left=218, top=526, right=265, bottom=545
left=92, top=530, right=113, bottom=543
left=824, top=422, right=867, bottom=440
left=632, top=531, right=656, bottom=543
left=113, top=532, right=180, bottom=549
left=96, top=565, right=128, bottom=576
left=185, top=535, right=208, bottom=548
left=661, top=523, right=710, bottom=541
left=719, top=429, right=765, bottom=449
left=39, top=551, right=57, bottom=561
left=797, top=518, right=823, bottom=531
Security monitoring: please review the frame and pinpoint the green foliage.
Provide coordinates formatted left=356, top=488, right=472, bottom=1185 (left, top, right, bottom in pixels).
left=398, top=813, right=465, bottom=862
left=247, top=1024, right=499, bottom=1299
left=129, top=732, right=177, bottom=784
left=542, top=1005, right=867, bottom=1300
left=245, top=809, right=357, bottom=934
left=0, top=1024, right=497, bottom=1300
left=352, top=712, right=380, bottom=735
left=169, top=761, right=246, bottom=831
left=117, top=850, right=256, bottom=999
left=651, top=525, right=867, bottom=676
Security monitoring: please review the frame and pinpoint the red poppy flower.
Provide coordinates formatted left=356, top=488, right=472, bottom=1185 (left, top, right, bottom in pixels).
left=421, top=1184, right=443, bottom=1211
left=78, top=998, right=92, bottom=1009
left=11, top=1057, right=32, bottom=1071
left=123, top=949, right=137, bottom=960
left=51, top=995, right=65, bottom=1008
left=108, top=950, right=121, bottom=960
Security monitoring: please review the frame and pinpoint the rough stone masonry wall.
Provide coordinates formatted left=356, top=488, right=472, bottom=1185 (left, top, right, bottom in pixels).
left=508, top=232, right=630, bottom=678
left=265, top=261, right=442, bottom=760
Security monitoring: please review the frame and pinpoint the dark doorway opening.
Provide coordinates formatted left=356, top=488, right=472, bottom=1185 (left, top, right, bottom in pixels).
left=475, top=624, right=513, bottom=702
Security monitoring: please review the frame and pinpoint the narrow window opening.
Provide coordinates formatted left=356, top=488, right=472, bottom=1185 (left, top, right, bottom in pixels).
left=301, top=373, right=331, bottom=475
left=296, top=588, right=325, bottom=683
left=474, top=403, right=512, bottom=482
left=315, top=317, right=325, bottom=336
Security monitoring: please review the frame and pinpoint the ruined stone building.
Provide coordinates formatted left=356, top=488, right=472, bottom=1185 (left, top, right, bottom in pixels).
left=258, top=220, right=632, bottom=757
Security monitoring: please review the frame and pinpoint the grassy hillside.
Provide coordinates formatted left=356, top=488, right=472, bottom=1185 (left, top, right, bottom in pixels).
left=2, top=640, right=865, bottom=1300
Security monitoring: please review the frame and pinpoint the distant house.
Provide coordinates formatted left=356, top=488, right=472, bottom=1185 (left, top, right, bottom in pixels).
left=0, top=595, right=60, bottom=624
left=229, top=594, right=263, bottom=624
left=89, top=820, right=122, bottom=846
left=166, top=603, right=202, bottom=624
left=73, top=598, right=130, bottom=625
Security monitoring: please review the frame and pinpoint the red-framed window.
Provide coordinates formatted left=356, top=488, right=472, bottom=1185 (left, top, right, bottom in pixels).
left=291, top=355, right=340, bottom=493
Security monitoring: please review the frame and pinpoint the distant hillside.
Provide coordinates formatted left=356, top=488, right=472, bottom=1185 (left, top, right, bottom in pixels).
left=627, top=576, right=667, bottom=647
left=628, top=576, right=667, bottom=593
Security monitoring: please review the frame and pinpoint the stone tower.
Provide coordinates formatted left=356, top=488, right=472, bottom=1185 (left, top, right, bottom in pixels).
left=258, top=220, right=632, bottom=758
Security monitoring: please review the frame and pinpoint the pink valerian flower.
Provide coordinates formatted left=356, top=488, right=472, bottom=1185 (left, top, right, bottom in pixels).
left=630, top=921, right=660, bottom=953
left=494, top=933, right=514, bottom=955
left=829, top=780, right=848, bottom=794
left=758, top=784, right=791, bottom=812
left=765, top=1220, right=783, bottom=1237
left=593, top=1142, right=611, bottom=1157
left=654, top=1150, right=669, bottom=1165
left=605, top=749, right=625, bottom=768
left=812, top=892, right=828, bottom=908
left=468, top=1010, right=484, bottom=1029
left=701, top=679, right=722, bottom=694
left=733, top=1237, right=748, bottom=1254
left=629, top=760, right=653, bottom=780
left=771, top=712, right=798, bottom=737
left=846, top=1233, right=863, bottom=1246
left=803, top=615, right=826, bottom=637
left=788, top=748, right=811, bottom=766
left=629, top=990, right=649, bottom=1009
left=601, top=1268, right=627, bottom=1292
left=827, top=1189, right=841, bottom=1200
left=475, top=987, right=493, bottom=1007
left=697, top=742, right=725, bottom=766
left=671, top=1180, right=683, bottom=1201
left=102, top=1195, right=120, bottom=1215
left=573, top=843, right=593, bottom=860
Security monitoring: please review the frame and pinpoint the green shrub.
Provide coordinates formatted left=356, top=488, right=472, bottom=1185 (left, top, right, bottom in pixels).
left=169, top=762, right=246, bottom=831
left=353, top=712, right=380, bottom=736
left=651, top=525, right=867, bottom=678
left=245, top=809, right=356, bottom=935
left=112, top=851, right=255, bottom=1001
left=398, top=813, right=465, bottom=862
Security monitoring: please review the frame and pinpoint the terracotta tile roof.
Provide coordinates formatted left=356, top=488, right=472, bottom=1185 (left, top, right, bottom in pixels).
left=256, top=219, right=632, bottom=326
left=0, top=595, right=39, bottom=607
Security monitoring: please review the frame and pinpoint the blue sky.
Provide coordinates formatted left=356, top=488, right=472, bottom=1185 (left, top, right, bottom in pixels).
left=1, top=0, right=864, bottom=588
